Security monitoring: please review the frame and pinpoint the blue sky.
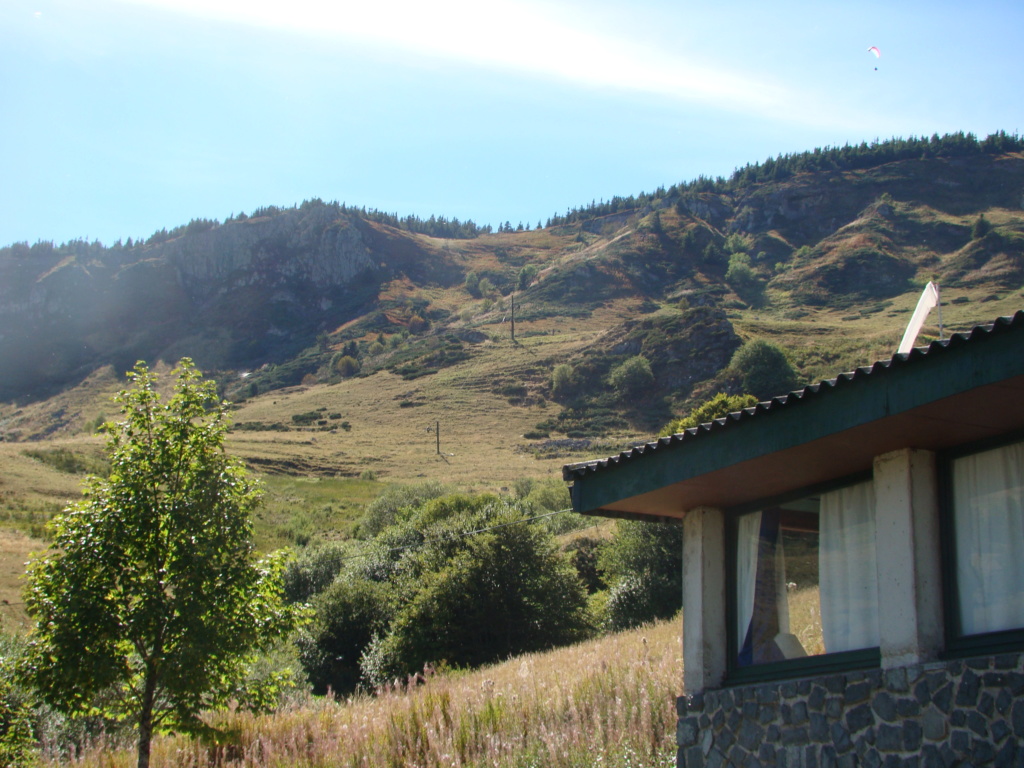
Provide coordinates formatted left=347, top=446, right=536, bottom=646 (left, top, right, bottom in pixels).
left=3, top=0, right=1023, bottom=247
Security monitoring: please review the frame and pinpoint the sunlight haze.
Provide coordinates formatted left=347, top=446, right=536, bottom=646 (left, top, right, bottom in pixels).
left=3, top=0, right=1022, bottom=246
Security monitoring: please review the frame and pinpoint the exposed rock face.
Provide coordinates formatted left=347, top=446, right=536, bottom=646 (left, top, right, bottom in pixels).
left=0, top=204, right=382, bottom=399
left=158, top=205, right=375, bottom=304
left=604, top=306, right=740, bottom=397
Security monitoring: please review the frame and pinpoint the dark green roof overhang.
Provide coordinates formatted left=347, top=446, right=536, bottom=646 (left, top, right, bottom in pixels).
left=563, top=312, right=1024, bottom=520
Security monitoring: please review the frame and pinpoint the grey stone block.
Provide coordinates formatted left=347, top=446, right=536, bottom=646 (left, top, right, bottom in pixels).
left=780, top=727, right=809, bottom=747
left=830, top=722, right=852, bottom=754
left=996, top=688, right=1013, bottom=715
left=902, top=719, right=923, bottom=752
left=932, top=682, right=953, bottom=714
left=809, top=713, right=829, bottom=742
left=678, top=716, right=700, bottom=747
left=883, top=667, right=908, bottom=692
left=955, top=670, right=980, bottom=707
left=994, top=739, right=1017, bottom=768
left=845, top=703, right=874, bottom=734
left=844, top=681, right=871, bottom=705
left=921, top=706, right=947, bottom=741
left=871, top=691, right=897, bottom=722
left=738, top=718, right=765, bottom=752
left=966, top=709, right=989, bottom=737
left=991, top=718, right=1010, bottom=744
left=792, top=701, right=809, bottom=725
left=876, top=723, right=902, bottom=752
left=896, top=696, right=921, bottom=718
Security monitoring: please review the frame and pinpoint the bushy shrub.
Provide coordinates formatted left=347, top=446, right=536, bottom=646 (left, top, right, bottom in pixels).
left=661, top=392, right=759, bottom=436
left=550, top=363, right=575, bottom=400
left=0, top=638, right=35, bottom=768
left=297, top=577, right=393, bottom=695
left=358, top=509, right=590, bottom=686
left=605, top=572, right=670, bottom=631
left=283, top=542, right=349, bottom=603
left=600, top=520, right=683, bottom=628
left=729, top=339, right=798, bottom=398
left=359, top=480, right=452, bottom=538
left=332, top=354, right=360, bottom=377
left=608, top=355, right=654, bottom=400
left=563, top=536, right=607, bottom=594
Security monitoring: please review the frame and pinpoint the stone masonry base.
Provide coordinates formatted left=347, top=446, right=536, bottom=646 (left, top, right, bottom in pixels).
left=676, top=652, right=1024, bottom=768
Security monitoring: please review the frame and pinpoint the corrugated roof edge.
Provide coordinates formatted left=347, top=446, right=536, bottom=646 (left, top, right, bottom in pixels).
left=562, top=311, right=1024, bottom=481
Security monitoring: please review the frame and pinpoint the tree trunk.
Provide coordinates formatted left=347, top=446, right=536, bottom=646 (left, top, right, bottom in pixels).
left=136, top=673, right=157, bottom=768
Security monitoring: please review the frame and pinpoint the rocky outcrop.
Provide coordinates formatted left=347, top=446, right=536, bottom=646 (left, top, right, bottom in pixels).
left=0, top=204, right=383, bottom=399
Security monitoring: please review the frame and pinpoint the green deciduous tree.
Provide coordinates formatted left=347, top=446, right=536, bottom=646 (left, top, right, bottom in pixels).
left=24, top=360, right=303, bottom=768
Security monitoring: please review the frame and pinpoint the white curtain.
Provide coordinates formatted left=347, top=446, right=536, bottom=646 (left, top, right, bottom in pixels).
left=819, top=481, right=879, bottom=653
left=736, top=511, right=761, bottom=646
left=735, top=511, right=790, bottom=664
left=953, top=442, right=1024, bottom=635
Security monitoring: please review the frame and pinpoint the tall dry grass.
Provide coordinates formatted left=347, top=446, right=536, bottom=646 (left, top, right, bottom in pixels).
left=43, top=619, right=682, bottom=768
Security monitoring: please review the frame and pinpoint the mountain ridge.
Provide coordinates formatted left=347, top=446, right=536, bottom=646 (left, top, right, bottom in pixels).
left=3, top=138, right=1024, bottom=455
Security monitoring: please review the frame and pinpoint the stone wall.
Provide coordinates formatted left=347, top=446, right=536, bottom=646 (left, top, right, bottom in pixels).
left=676, top=652, right=1024, bottom=768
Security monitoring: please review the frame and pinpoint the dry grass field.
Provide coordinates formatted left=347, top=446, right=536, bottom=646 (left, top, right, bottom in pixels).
left=39, top=616, right=683, bottom=768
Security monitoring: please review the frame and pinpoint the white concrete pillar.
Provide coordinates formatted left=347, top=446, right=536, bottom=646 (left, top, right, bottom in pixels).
left=873, top=448, right=944, bottom=668
left=682, top=506, right=726, bottom=693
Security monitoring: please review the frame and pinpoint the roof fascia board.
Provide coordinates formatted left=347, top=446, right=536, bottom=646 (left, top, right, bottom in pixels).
left=571, top=326, right=1024, bottom=515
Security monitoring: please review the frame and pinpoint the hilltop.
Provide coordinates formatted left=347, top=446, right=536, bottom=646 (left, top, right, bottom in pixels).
left=2, top=133, right=1024, bottom=494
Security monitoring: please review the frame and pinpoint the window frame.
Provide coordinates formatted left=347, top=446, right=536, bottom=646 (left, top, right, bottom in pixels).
left=724, top=470, right=880, bottom=686
left=939, top=429, right=1024, bottom=658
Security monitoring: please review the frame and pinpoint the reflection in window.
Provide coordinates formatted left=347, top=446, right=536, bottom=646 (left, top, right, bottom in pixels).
left=952, top=441, right=1024, bottom=636
left=736, top=481, right=878, bottom=667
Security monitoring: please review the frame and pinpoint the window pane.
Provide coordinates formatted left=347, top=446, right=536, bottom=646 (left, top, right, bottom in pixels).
left=735, top=481, right=877, bottom=667
left=953, top=442, right=1024, bottom=636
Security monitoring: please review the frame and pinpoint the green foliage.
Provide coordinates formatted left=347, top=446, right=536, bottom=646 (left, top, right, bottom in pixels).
left=23, top=360, right=304, bottom=768
left=301, top=497, right=592, bottom=694
left=0, top=636, right=35, bottom=768
left=550, top=363, right=575, bottom=400
left=972, top=213, right=991, bottom=240
left=605, top=572, right=668, bottom=632
left=517, top=264, right=539, bottom=290
left=729, top=339, right=798, bottom=399
left=283, top=541, right=349, bottom=603
left=332, top=354, right=360, bottom=377
left=599, top=520, right=683, bottom=630
left=22, top=446, right=109, bottom=476
left=563, top=536, right=607, bottom=594
left=724, top=252, right=763, bottom=305
left=359, top=480, right=453, bottom=538
left=297, top=576, right=393, bottom=695
left=607, top=355, right=655, bottom=400
left=661, top=392, right=759, bottom=436
left=358, top=505, right=591, bottom=687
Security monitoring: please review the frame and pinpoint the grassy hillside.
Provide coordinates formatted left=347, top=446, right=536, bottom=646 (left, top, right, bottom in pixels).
left=35, top=616, right=681, bottom=768
left=2, top=140, right=1024, bottom=628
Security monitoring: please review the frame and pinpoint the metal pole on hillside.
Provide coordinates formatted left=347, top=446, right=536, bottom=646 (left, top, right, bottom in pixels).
left=426, top=421, right=441, bottom=455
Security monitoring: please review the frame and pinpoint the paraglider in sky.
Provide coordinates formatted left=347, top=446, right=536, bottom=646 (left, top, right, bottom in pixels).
left=868, top=46, right=881, bottom=70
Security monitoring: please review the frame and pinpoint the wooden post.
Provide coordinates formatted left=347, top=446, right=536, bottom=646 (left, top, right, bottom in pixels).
left=435, top=421, right=440, bottom=455
left=511, top=292, right=516, bottom=343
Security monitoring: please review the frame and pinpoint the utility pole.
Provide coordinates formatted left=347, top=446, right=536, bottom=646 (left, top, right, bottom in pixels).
left=427, top=421, right=440, bottom=455
left=510, top=292, right=516, bottom=343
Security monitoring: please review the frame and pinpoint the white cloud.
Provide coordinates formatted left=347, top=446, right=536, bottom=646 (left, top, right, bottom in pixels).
left=114, top=0, right=805, bottom=121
